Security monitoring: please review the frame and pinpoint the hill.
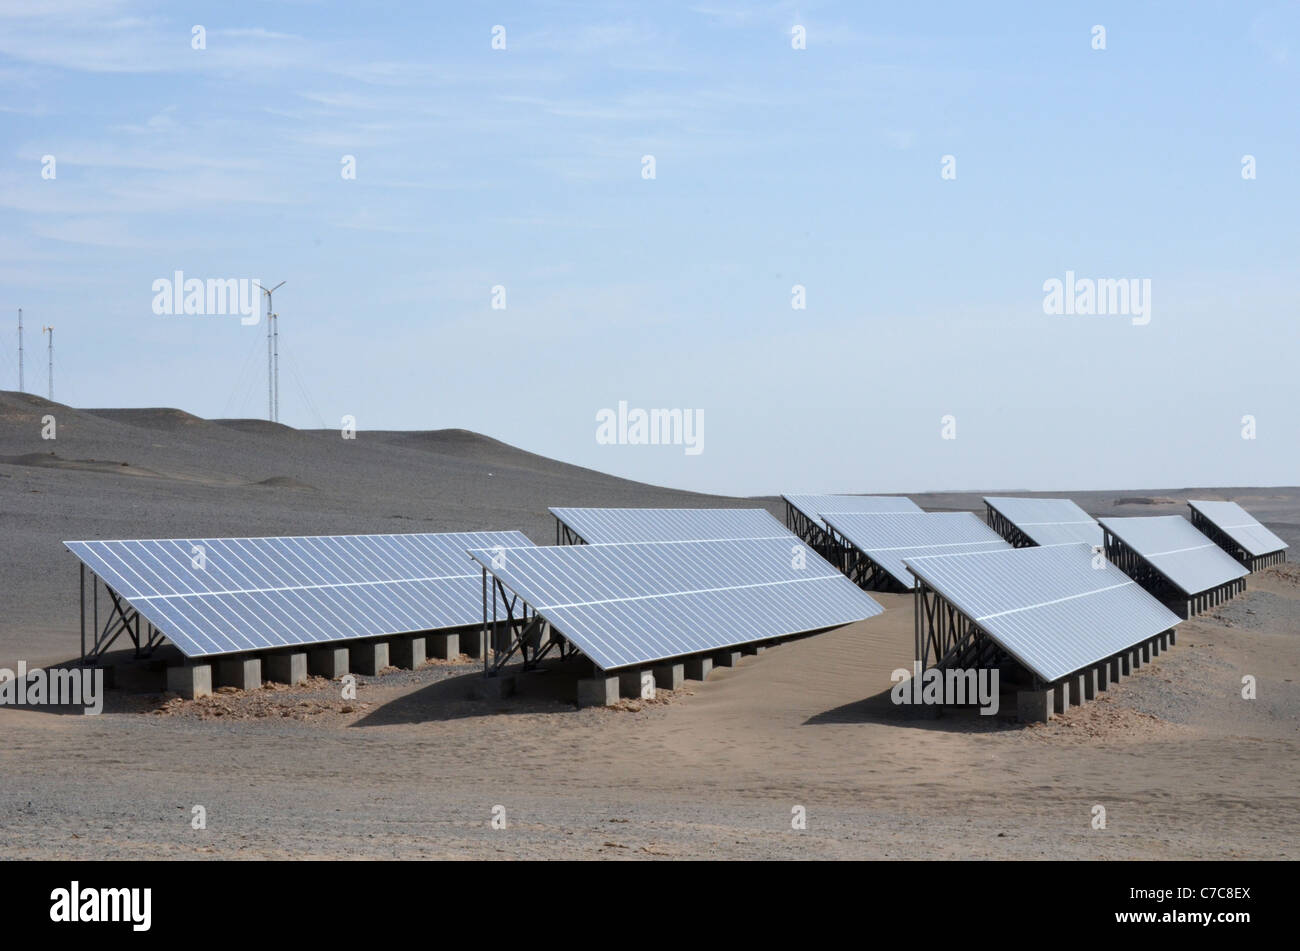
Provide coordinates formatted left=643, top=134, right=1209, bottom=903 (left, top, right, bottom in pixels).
left=0, top=390, right=756, bottom=665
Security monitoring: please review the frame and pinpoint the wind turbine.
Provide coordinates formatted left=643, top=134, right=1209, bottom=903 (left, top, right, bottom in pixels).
left=253, top=280, right=285, bottom=422
left=41, top=325, right=53, bottom=400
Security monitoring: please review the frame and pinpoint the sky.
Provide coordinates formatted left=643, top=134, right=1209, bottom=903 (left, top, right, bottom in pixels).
left=1, top=1, right=1296, bottom=497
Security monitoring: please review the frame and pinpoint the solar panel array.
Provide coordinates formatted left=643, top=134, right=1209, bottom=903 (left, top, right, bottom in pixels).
left=551, top=507, right=790, bottom=544
left=905, top=543, right=1181, bottom=683
left=1098, top=516, right=1249, bottom=596
left=984, top=496, right=1104, bottom=548
left=468, top=537, right=884, bottom=670
left=64, top=532, right=533, bottom=658
left=821, top=512, right=1012, bottom=588
left=783, top=494, right=922, bottom=528
left=1187, top=500, right=1289, bottom=557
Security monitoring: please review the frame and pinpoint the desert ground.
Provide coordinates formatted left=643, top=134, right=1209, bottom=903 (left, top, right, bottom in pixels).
left=1, top=389, right=1297, bottom=859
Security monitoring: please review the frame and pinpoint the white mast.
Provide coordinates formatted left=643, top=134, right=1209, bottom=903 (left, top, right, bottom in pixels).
left=254, top=281, right=285, bottom=422
left=42, top=325, right=53, bottom=399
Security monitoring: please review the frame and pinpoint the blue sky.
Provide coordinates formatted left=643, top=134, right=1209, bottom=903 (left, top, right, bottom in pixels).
left=1, top=1, right=1296, bottom=496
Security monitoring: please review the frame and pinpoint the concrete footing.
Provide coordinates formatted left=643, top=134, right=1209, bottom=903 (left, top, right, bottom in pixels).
left=1140, top=642, right=1151, bottom=665
left=1069, top=673, right=1086, bottom=706
left=216, top=657, right=261, bottom=690
left=265, top=651, right=307, bottom=685
left=308, top=647, right=349, bottom=679
left=1150, top=636, right=1161, bottom=658
left=166, top=663, right=212, bottom=699
left=618, top=668, right=654, bottom=700
left=741, top=644, right=764, bottom=656
left=713, top=650, right=742, bottom=668
left=1120, top=652, right=1133, bottom=676
left=350, top=641, right=389, bottom=676
left=1024, top=665, right=1117, bottom=721
left=460, top=629, right=485, bottom=659
left=428, top=632, right=460, bottom=660
left=1017, top=688, right=1052, bottom=723
left=653, top=662, right=685, bottom=690
left=1131, top=647, right=1143, bottom=670
left=684, top=656, right=713, bottom=680
left=577, top=675, right=619, bottom=708
left=1168, top=629, right=1176, bottom=647
left=389, top=636, right=426, bottom=670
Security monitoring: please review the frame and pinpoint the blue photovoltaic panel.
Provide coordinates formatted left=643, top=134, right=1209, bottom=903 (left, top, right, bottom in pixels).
left=64, top=532, right=533, bottom=658
left=551, top=507, right=790, bottom=544
left=1098, top=516, right=1249, bottom=596
left=783, top=494, right=922, bottom=528
left=905, top=544, right=1181, bottom=683
left=1187, top=500, right=1288, bottom=558
left=822, top=512, right=1012, bottom=588
left=984, top=496, right=1104, bottom=548
left=467, top=537, right=884, bottom=670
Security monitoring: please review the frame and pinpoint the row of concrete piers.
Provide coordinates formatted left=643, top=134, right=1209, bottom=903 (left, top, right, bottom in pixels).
left=1183, top=578, right=1246, bottom=618
left=575, top=643, right=769, bottom=707
left=164, top=630, right=480, bottom=699
left=1246, top=550, right=1286, bottom=571
left=1015, top=628, right=1176, bottom=722
left=162, top=630, right=776, bottom=706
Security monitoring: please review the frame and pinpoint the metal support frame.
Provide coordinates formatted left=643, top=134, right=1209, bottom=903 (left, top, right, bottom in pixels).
left=1188, top=508, right=1287, bottom=572
left=913, top=579, right=1014, bottom=681
left=77, top=566, right=164, bottom=666
left=824, top=526, right=907, bottom=591
left=784, top=501, right=848, bottom=574
left=985, top=503, right=1036, bottom=548
left=1103, top=529, right=1246, bottom=619
left=554, top=516, right=586, bottom=546
left=478, top=567, right=580, bottom=677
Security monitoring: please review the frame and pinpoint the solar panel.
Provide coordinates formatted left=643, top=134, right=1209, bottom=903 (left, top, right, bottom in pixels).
left=822, top=512, right=1012, bottom=588
left=983, top=496, right=1104, bottom=548
left=783, top=494, right=922, bottom=528
left=1097, top=516, right=1249, bottom=596
left=551, top=507, right=790, bottom=544
left=905, top=544, right=1181, bottom=683
left=467, top=537, right=883, bottom=670
left=64, top=532, right=533, bottom=658
left=1187, top=500, right=1288, bottom=558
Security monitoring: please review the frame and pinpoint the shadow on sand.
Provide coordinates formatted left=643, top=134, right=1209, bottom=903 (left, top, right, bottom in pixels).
left=805, top=683, right=1024, bottom=734
left=351, top=656, right=590, bottom=727
left=0, top=655, right=117, bottom=717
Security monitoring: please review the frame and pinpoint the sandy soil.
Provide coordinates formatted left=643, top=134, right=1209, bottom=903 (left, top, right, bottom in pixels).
left=1, top=391, right=1297, bottom=859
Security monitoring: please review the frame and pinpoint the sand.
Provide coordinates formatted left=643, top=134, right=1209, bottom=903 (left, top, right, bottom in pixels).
left=1, top=390, right=1297, bottom=859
